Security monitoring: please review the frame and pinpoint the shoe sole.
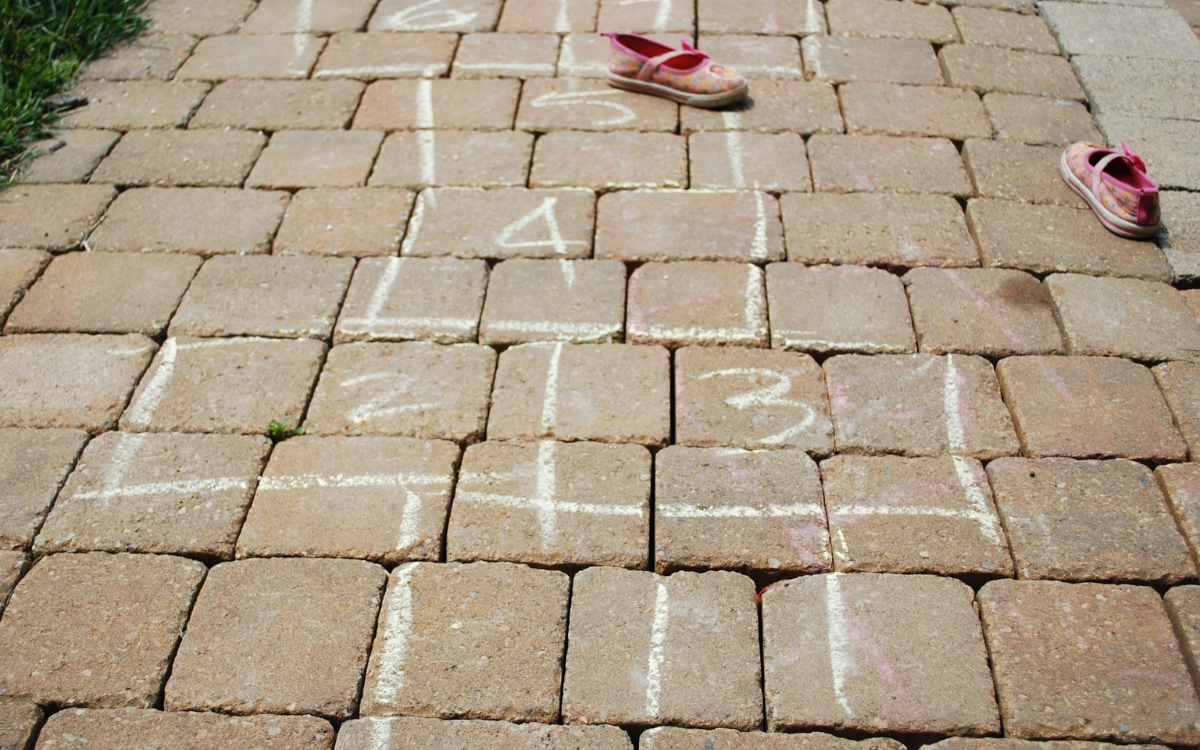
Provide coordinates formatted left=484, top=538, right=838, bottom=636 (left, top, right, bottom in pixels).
left=1059, top=151, right=1160, bottom=239
left=606, top=72, right=749, bottom=109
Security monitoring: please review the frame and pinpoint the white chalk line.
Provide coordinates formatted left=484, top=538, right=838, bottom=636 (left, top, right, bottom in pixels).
left=316, top=63, right=444, bottom=79
left=722, top=112, right=746, bottom=189
left=942, top=354, right=967, bottom=454
left=483, top=319, right=619, bottom=339
left=125, top=337, right=177, bottom=425
left=645, top=581, right=669, bottom=717
left=385, top=0, right=479, bottom=30
left=825, top=573, right=856, bottom=717
left=456, top=61, right=557, bottom=72
left=529, top=90, right=637, bottom=127
left=539, top=341, right=564, bottom=436
left=533, top=440, right=559, bottom=546
left=952, top=455, right=1004, bottom=546
left=259, top=472, right=449, bottom=491
left=771, top=332, right=881, bottom=351
left=804, top=0, right=823, bottom=33
left=373, top=562, right=418, bottom=704
left=341, top=315, right=479, bottom=333
left=495, top=196, right=587, bottom=256
left=72, top=476, right=249, bottom=501
left=658, top=502, right=825, bottom=518
left=629, top=323, right=763, bottom=343
left=693, top=367, right=816, bottom=445
left=364, top=256, right=403, bottom=322
left=454, top=489, right=644, bottom=517
left=555, top=0, right=570, bottom=31
left=368, top=716, right=393, bottom=750
left=415, top=78, right=437, bottom=185
left=399, top=189, right=432, bottom=255
left=744, top=264, right=766, bottom=331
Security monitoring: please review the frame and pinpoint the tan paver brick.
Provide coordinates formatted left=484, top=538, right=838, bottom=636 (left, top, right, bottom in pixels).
left=952, top=7, right=1060, bottom=52
left=21, top=130, right=120, bottom=184
left=447, top=440, right=650, bottom=568
left=79, top=33, right=197, bottom=80
left=680, top=81, right=843, bottom=135
left=655, top=446, right=830, bottom=575
left=176, top=34, right=323, bottom=80
left=596, top=190, right=783, bottom=262
left=274, top=187, right=411, bottom=257
left=0, top=701, right=40, bottom=750
left=924, top=739, right=1171, bottom=750
left=241, top=0, right=377, bottom=33
left=967, top=200, right=1171, bottom=280
left=305, top=342, right=495, bottom=441
left=479, top=258, right=625, bottom=344
left=372, top=130, right=533, bottom=188
left=904, top=267, right=1063, bottom=356
left=530, top=131, right=686, bottom=189
left=314, top=32, right=458, bottom=79
left=698, top=0, right=826, bottom=34
left=488, top=342, right=671, bottom=446
left=35, top=432, right=269, bottom=559
left=498, top=0, right=598, bottom=31
left=5, top=252, right=199, bottom=336
left=121, top=336, right=325, bottom=435
left=336, top=256, right=487, bottom=343
left=557, top=33, right=625, bottom=79
left=689, top=131, right=811, bottom=191
left=763, top=573, right=1000, bottom=734
left=983, top=93, right=1101, bottom=146
left=674, top=346, right=834, bottom=453
left=1046, top=273, right=1200, bottom=361
left=60, top=81, right=208, bottom=130
left=840, top=83, right=990, bottom=140
left=517, top=78, right=677, bottom=132
left=627, top=262, right=767, bottom=348
left=827, top=353, right=1019, bottom=458
left=1158, top=463, right=1200, bottom=567
left=939, top=45, right=1086, bottom=99
left=767, top=264, right=916, bottom=354
left=360, top=561, right=568, bottom=720
left=782, top=193, right=979, bottom=267
left=997, top=356, right=1186, bottom=461
left=343, top=718, right=632, bottom=750
left=0, top=428, right=87, bottom=551
left=979, top=579, right=1200, bottom=743
left=190, top=80, right=364, bottom=130
left=596, top=0, right=694, bottom=32
left=563, top=567, right=761, bottom=729
left=91, top=129, right=265, bottom=187
left=0, top=184, right=115, bottom=250
left=369, top=0, right=503, bottom=31
left=165, top=558, right=386, bottom=719
left=963, top=140, right=1084, bottom=206
left=336, top=257, right=485, bottom=343
left=355, top=79, right=520, bottom=131
left=453, top=32, right=560, bottom=77
left=1167, top=588, right=1200, bottom=705
left=0, top=249, right=50, bottom=323
left=0, top=334, right=154, bottom=434
left=827, top=0, right=958, bottom=42
left=695, top=35, right=806, bottom=79
left=988, top=457, right=1193, bottom=583
left=247, top=130, right=383, bottom=189
left=801, top=36, right=944, bottom=85
left=88, top=187, right=288, bottom=255
left=0, top=552, right=205, bottom=708
left=237, top=436, right=458, bottom=564
left=400, top=187, right=594, bottom=259
left=35, top=709, right=334, bottom=750
left=936, top=0, right=1035, bottom=11
left=169, top=255, right=354, bottom=339
left=0, top=552, right=25, bottom=613
left=643, top=729, right=905, bottom=750
left=809, top=135, right=972, bottom=196
left=1156, top=362, right=1200, bottom=459
left=822, top=455, right=1013, bottom=576
left=145, top=0, right=255, bottom=35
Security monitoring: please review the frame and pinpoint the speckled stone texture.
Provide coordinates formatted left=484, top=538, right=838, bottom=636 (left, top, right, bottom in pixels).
left=336, top=716, right=633, bottom=750
left=165, top=557, right=387, bottom=719
left=642, top=728, right=905, bottom=750
left=0, top=428, right=88, bottom=550
left=359, top=561, right=569, bottom=722
left=763, top=573, right=1000, bottom=734
left=0, top=552, right=205, bottom=708
left=654, top=446, right=830, bottom=575
left=562, top=567, right=762, bottom=730
left=34, top=708, right=335, bottom=749
left=978, top=579, right=1200, bottom=744
left=236, top=436, right=460, bottom=564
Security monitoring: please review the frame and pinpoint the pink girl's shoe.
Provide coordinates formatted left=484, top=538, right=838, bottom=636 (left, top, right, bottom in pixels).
left=1060, top=141, right=1161, bottom=239
left=601, top=31, right=748, bottom=108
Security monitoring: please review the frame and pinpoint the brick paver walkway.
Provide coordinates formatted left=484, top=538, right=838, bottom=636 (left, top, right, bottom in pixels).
left=2, top=0, right=1200, bottom=747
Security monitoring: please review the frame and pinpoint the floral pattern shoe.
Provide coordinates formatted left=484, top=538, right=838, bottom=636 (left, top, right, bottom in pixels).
left=1060, top=141, right=1161, bottom=239
left=601, top=31, right=748, bottom=108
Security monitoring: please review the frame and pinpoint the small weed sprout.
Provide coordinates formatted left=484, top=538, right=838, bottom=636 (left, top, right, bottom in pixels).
left=267, top=419, right=306, bottom=441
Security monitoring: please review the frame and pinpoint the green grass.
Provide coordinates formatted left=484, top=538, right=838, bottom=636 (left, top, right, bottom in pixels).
left=0, top=0, right=148, bottom=184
